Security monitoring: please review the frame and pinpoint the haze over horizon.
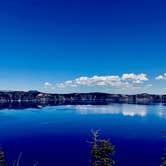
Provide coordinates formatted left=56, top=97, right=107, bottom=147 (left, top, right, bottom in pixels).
left=1, top=0, right=166, bottom=94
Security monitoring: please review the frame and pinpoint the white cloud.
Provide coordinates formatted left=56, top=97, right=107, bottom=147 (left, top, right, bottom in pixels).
left=155, top=73, right=166, bottom=80
left=122, top=73, right=148, bottom=83
left=43, top=73, right=151, bottom=94
left=146, top=84, right=152, bottom=87
left=55, top=73, right=148, bottom=89
left=44, top=82, right=55, bottom=90
left=56, top=75, right=122, bottom=88
left=44, top=82, right=52, bottom=87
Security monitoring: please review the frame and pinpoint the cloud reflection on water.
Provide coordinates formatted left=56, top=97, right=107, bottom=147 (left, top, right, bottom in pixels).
left=75, top=104, right=148, bottom=117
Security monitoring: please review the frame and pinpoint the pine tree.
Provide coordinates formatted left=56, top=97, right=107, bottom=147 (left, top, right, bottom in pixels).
left=0, top=147, right=7, bottom=166
left=89, top=130, right=115, bottom=166
left=161, top=148, right=166, bottom=166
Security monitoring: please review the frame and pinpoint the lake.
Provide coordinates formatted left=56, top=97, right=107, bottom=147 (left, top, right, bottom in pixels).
left=0, top=104, right=166, bottom=166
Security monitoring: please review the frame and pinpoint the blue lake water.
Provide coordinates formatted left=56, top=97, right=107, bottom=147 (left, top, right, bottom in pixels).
left=0, top=104, right=166, bottom=166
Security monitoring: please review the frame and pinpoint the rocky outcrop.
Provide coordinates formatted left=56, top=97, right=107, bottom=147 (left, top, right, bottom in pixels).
left=0, top=91, right=164, bottom=109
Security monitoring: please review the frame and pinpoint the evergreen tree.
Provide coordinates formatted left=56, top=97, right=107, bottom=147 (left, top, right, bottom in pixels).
left=161, top=148, right=166, bottom=166
left=89, top=130, right=115, bottom=166
left=0, top=147, right=7, bottom=166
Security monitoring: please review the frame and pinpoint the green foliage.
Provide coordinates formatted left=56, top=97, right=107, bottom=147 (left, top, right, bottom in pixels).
left=89, top=130, right=115, bottom=166
left=0, top=151, right=4, bottom=161
left=0, top=147, right=7, bottom=166
left=161, top=148, right=166, bottom=166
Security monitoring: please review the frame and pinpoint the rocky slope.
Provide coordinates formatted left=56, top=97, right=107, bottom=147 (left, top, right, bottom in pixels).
left=0, top=91, right=165, bottom=109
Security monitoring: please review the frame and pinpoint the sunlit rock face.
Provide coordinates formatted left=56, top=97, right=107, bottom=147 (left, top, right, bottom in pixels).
left=162, top=95, right=166, bottom=103
left=0, top=91, right=164, bottom=109
left=135, top=93, right=162, bottom=104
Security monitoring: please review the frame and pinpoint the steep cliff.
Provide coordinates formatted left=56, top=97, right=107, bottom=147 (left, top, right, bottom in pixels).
left=0, top=91, right=164, bottom=109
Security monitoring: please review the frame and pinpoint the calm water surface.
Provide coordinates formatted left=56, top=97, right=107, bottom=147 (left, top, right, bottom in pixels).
left=0, top=104, right=166, bottom=166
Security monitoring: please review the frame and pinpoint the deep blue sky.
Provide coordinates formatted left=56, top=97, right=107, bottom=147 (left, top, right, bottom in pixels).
left=0, top=0, right=166, bottom=93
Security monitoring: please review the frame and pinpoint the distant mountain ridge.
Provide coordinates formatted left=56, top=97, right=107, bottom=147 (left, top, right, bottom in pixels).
left=0, top=91, right=165, bottom=108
